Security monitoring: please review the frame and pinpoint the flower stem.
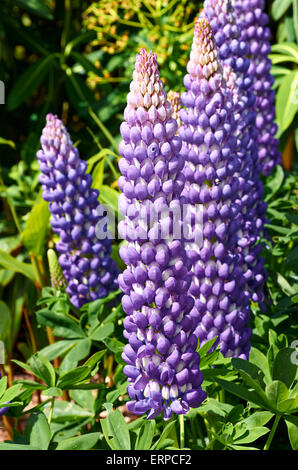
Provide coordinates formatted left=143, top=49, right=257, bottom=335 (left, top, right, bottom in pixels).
left=48, top=397, right=55, bottom=425
left=263, top=414, right=281, bottom=450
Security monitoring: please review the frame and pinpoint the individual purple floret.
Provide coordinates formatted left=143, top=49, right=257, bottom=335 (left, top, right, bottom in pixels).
left=118, top=48, right=206, bottom=419
left=37, top=114, right=119, bottom=308
left=201, top=0, right=268, bottom=305
left=233, top=0, right=281, bottom=175
left=178, top=18, right=253, bottom=359
left=0, top=405, right=9, bottom=418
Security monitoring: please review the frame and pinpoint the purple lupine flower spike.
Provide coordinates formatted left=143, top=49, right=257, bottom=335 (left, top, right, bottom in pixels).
left=37, top=114, right=119, bottom=308
left=179, top=18, right=253, bottom=359
left=233, top=0, right=281, bottom=175
left=201, top=0, right=268, bottom=306
left=118, top=49, right=206, bottom=419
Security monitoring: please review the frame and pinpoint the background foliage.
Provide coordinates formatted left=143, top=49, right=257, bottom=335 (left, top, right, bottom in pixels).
left=0, top=0, right=297, bottom=451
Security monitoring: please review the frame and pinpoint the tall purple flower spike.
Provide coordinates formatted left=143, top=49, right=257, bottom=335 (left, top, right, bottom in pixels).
left=178, top=18, right=255, bottom=359
left=118, top=49, right=206, bottom=420
left=201, top=0, right=268, bottom=305
left=37, top=114, right=119, bottom=308
left=233, top=0, right=281, bottom=175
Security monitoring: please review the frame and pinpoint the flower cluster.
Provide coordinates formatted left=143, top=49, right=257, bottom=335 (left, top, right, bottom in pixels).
left=37, top=114, right=119, bottom=308
left=201, top=0, right=268, bottom=304
left=178, top=18, right=256, bottom=359
left=233, top=0, right=281, bottom=175
left=118, top=49, right=206, bottom=419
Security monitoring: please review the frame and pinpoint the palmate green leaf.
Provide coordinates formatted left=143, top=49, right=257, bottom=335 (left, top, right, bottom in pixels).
left=83, top=350, right=106, bottom=370
left=265, top=380, right=289, bottom=410
left=0, top=384, right=22, bottom=403
left=70, top=389, right=95, bottom=412
left=36, top=310, right=85, bottom=339
left=41, top=387, right=63, bottom=398
left=272, top=347, right=297, bottom=388
left=278, top=397, right=298, bottom=413
left=238, top=371, right=271, bottom=409
left=271, top=42, right=298, bottom=61
left=135, top=420, right=156, bottom=450
left=0, top=249, right=35, bottom=282
left=214, top=378, right=267, bottom=408
left=101, top=408, right=131, bottom=450
left=60, top=338, right=91, bottom=371
left=90, top=322, right=114, bottom=341
left=103, top=337, right=125, bottom=354
left=276, top=71, right=298, bottom=132
left=57, top=366, right=92, bottom=389
left=38, top=340, right=75, bottom=362
left=45, top=400, right=93, bottom=423
left=28, top=354, right=56, bottom=387
left=7, top=54, right=58, bottom=110
left=231, top=358, right=266, bottom=388
left=284, top=415, right=298, bottom=450
left=21, top=200, right=50, bottom=257
left=232, top=426, right=270, bottom=445
left=25, top=412, right=51, bottom=450
left=55, top=433, right=99, bottom=450
left=151, top=421, right=176, bottom=450
left=243, top=411, right=274, bottom=429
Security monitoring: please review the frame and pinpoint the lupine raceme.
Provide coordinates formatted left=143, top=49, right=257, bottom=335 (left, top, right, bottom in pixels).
left=233, top=0, right=281, bottom=175
left=118, top=49, right=206, bottom=419
left=37, top=114, right=119, bottom=308
left=178, top=18, right=258, bottom=359
left=201, top=0, right=268, bottom=305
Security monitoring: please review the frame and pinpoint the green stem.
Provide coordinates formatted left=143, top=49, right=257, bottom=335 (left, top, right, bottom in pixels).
left=61, top=0, right=72, bottom=51
left=179, top=415, right=185, bottom=448
left=48, top=397, right=55, bottom=425
left=263, top=415, right=281, bottom=450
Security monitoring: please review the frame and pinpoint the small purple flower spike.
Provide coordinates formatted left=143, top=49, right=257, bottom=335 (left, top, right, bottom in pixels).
left=233, top=0, right=281, bottom=175
left=118, top=48, right=206, bottom=420
left=37, top=114, right=119, bottom=308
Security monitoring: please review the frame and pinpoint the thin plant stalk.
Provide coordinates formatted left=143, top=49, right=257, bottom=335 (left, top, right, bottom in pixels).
left=263, top=415, right=281, bottom=450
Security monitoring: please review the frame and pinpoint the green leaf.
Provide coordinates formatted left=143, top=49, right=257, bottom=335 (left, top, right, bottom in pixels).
left=243, top=411, right=274, bottom=428
left=197, top=336, right=218, bottom=356
left=101, top=408, right=131, bottom=450
left=233, top=426, right=270, bottom=444
left=271, top=0, right=293, bottom=20
left=271, top=43, right=298, bottom=62
left=0, top=249, right=35, bottom=281
left=285, top=415, right=298, bottom=449
left=7, top=54, right=57, bottom=110
left=135, top=420, right=156, bottom=450
left=272, top=347, right=297, bottom=388
left=55, top=433, right=99, bottom=450
left=26, top=412, right=51, bottom=450
left=57, top=366, right=91, bottom=389
left=0, top=137, right=16, bottom=148
left=151, top=421, right=176, bottom=450
left=15, top=0, right=54, bottom=19
left=264, top=165, right=284, bottom=202
left=276, top=71, right=298, bottom=132
left=99, top=185, right=119, bottom=216
left=214, top=378, right=267, bottom=408
left=60, top=339, right=91, bottom=371
left=103, top=337, right=125, bottom=354
left=29, top=354, right=56, bottom=387
left=90, top=322, right=114, bottom=341
left=21, top=200, right=50, bottom=257
left=38, top=340, right=74, bottom=361
left=232, top=358, right=265, bottom=388
left=265, top=380, right=289, bottom=409
left=0, top=384, right=22, bottom=403
left=45, top=400, right=93, bottom=423
left=83, top=350, right=106, bottom=370
left=70, top=389, right=94, bottom=412
left=36, top=310, right=85, bottom=339
left=41, top=387, right=63, bottom=398
left=278, top=397, right=298, bottom=413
